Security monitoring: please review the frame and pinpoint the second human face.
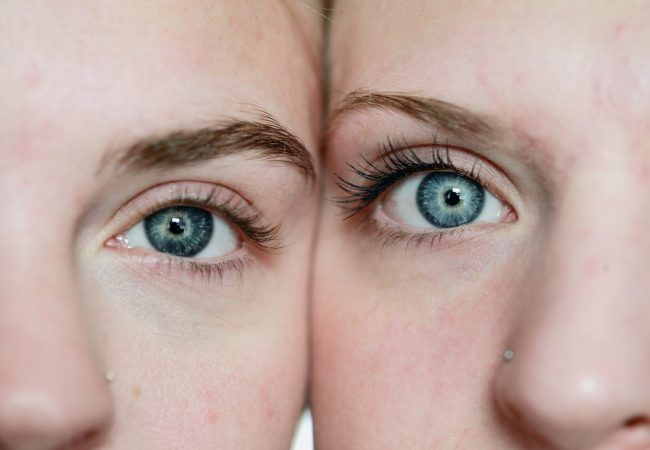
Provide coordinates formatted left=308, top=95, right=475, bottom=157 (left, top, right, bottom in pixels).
left=313, top=1, right=650, bottom=449
left=0, top=1, right=320, bottom=448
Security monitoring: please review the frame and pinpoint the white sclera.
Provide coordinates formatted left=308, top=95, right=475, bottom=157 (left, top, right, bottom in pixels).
left=382, top=173, right=505, bottom=229
left=123, top=211, right=240, bottom=258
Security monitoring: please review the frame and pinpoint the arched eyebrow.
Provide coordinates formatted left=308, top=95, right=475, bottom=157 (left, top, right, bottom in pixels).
left=98, top=113, right=315, bottom=183
left=328, top=89, right=502, bottom=144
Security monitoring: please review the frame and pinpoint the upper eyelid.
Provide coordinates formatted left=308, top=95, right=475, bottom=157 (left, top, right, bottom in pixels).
left=326, top=90, right=514, bottom=165
left=334, top=143, right=520, bottom=217
left=326, top=99, right=552, bottom=207
left=103, top=181, right=281, bottom=250
left=110, top=181, right=256, bottom=229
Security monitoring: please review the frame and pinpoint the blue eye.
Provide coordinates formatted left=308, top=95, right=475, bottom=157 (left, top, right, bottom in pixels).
left=122, top=205, right=240, bottom=258
left=144, top=206, right=213, bottom=257
left=416, top=173, right=485, bottom=228
left=382, top=172, right=506, bottom=229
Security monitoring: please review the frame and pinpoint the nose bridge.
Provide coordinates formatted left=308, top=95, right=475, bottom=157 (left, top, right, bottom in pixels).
left=0, top=195, right=113, bottom=448
left=496, top=164, right=650, bottom=449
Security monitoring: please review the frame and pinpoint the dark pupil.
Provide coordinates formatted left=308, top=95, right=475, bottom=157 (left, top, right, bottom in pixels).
left=144, top=206, right=213, bottom=257
left=168, top=217, right=185, bottom=235
left=444, top=188, right=462, bottom=206
left=416, top=172, right=485, bottom=228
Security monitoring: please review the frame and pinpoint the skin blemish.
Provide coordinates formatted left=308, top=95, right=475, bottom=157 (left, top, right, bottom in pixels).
left=196, top=388, right=221, bottom=426
left=23, top=67, right=43, bottom=88
left=584, top=256, right=608, bottom=278
left=614, top=22, right=630, bottom=40
left=259, top=384, right=277, bottom=421
left=637, top=162, right=650, bottom=182
left=131, top=385, right=142, bottom=398
left=205, top=409, right=219, bottom=425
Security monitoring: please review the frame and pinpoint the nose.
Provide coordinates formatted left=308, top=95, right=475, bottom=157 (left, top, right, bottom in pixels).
left=495, top=166, right=650, bottom=449
left=0, top=237, right=113, bottom=449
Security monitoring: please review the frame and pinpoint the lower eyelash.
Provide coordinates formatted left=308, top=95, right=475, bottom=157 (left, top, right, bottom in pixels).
left=173, top=256, right=254, bottom=284
left=125, top=250, right=257, bottom=285
left=335, top=140, right=484, bottom=218
left=360, top=216, right=469, bottom=252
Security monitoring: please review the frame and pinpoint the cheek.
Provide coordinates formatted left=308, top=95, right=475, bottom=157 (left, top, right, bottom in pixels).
left=84, top=272, right=306, bottom=448
left=313, top=241, right=523, bottom=441
left=110, top=345, right=302, bottom=449
left=330, top=284, right=509, bottom=392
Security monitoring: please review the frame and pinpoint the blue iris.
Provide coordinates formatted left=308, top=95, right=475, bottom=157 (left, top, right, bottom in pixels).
left=416, top=172, right=485, bottom=228
left=144, top=206, right=213, bottom=257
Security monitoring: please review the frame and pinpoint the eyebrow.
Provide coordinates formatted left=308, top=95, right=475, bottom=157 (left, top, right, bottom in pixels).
left=99, top=113, right=315, bottom=182
left=328, top=89, right=501, bottom=142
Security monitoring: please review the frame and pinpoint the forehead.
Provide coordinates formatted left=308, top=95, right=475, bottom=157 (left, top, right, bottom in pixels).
left=329, top=0, right=650, bottom=136
left=0, top=0, right=321, bottom=152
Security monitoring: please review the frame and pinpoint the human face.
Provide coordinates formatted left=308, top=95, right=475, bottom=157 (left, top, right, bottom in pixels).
left=313, top=1, right=650, bottom=449
left=0, top=1, right=320, bottom=448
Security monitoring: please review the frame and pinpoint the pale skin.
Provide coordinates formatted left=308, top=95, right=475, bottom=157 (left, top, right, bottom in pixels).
left=0, top=1, right=320, bottom=449
left=313, top=1, right=650, bottom=449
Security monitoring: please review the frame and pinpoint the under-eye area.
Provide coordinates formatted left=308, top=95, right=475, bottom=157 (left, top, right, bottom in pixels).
left=104, top=181, right=281, bottom=282
left=335, top=141, right=518, bottom=249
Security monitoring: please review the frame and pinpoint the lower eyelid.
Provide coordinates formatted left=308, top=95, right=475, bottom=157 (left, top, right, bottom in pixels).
left=361, top=216, right=491, bottom=252
left=112, top=245, right=256, bottom=285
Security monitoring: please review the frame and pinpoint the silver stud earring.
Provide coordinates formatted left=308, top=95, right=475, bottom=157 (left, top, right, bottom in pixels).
left=104, top=371, right=116, bottom=383
left=503, top=349, right=515, bottom=362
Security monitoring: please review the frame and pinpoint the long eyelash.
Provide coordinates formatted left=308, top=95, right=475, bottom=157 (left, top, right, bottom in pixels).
left=141, top=188, right=281, bottom=252
left=360, top=218, right=467, bottom=252
left=211, top=201, right=281, bottom=252
left=335, top=138, right=483, bottom=218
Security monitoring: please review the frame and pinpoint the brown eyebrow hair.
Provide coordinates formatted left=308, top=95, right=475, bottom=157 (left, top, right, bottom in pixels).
left=328, top=89, right=499, bottom=140
left=100, top=113, right=315, bottom=182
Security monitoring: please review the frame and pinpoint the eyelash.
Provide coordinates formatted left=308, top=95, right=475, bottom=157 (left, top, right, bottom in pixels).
left=108, top=183, right=280, bottom=282
left=335, top=139, right=486, bottom=218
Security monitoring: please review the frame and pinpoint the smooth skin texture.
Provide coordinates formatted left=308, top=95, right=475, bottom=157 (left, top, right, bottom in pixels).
left=313, top=1, right=650, bottom=449
left=0, top=1, right=321, bottom=449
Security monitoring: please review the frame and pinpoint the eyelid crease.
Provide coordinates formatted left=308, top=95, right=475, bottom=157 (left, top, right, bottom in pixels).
left=327, top=90, right=555, bottom=203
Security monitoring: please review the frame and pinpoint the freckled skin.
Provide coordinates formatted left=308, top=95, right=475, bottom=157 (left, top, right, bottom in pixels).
left=314, top=1, right=650, bottom=449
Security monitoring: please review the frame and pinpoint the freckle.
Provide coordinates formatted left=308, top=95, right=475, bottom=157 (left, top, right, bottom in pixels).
left=131, top=385, right=142, bottom=398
